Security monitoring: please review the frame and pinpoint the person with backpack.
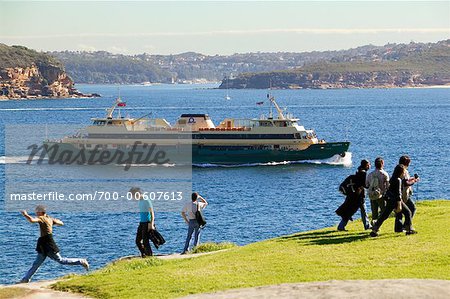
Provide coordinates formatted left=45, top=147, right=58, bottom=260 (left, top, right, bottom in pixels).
left=20, top=205, right=89, bottom=283
left=366, top=157, right=390, bottom=226
left=395, top=155, right=420, bottom=232
left=370, top=164, right=417, bottom=237
left=181, top=192, right=208, bottom=254
left=336, top=159, right=372, bottom=231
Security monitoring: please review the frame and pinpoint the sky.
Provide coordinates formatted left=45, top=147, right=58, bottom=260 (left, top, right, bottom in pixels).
left=0, top=1, right=449, bottom=55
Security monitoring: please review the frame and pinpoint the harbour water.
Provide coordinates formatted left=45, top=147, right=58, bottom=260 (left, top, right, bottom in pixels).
left=0, top=84, right=448, bottom=284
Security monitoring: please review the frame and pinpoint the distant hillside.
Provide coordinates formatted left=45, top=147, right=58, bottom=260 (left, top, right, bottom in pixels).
left=220, top=40, right=450, bottom=89
left=50, top=39, right=450, bottom=86
left=51, top=51, right=174, bottom=84
left=0, top=44, right=96, bottom=99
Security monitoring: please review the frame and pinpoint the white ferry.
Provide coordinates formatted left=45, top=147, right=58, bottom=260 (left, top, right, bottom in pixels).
left=43, top=96, right=350, bottom=165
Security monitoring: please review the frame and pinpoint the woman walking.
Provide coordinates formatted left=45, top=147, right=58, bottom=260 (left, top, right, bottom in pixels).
left=370, top=165, right=417, bottom=237
left=336, top=160, right=371, bottom=231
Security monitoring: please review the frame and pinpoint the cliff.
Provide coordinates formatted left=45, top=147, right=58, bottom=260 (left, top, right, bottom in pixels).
left=0, top=44, right=98, bottom=99
left=220, top=40, right=450, bottom=89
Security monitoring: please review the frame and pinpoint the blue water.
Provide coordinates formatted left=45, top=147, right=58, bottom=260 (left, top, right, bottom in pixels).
left=0, top=84, right=449, bottom=284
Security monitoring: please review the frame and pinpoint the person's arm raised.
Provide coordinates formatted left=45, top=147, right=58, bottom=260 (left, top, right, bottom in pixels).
left=198, top=195, right=208, bottom=207
left=21, top=210, right=39, bottom=223
left=52, top=218, right=64, bottom=226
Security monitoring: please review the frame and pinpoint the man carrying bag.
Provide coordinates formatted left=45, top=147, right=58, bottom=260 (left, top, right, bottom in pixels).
left=181, top=192, right=208, bottom=254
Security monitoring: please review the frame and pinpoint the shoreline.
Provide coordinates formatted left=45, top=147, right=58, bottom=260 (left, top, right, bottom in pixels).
left=216, top=84, right=450, bottom=90
left=0, top=84, right=448, bottom=101
left=0, top=95, right=101, bottom=101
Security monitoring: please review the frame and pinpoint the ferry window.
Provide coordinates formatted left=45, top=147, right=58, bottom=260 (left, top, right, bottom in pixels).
left=94, top=120, right=106, bottom=126
left=260, top=121, right=273, bottom=127
left=295, top=133, right=301, bottom=139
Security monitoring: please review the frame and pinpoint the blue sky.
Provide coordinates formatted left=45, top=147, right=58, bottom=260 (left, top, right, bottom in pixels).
left=0, top=1, right=449, bottom=54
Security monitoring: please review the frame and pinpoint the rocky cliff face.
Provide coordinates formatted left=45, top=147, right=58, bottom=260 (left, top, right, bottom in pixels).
left=0, top=44, right=98, bottom=99
left=0, top=65, right=73, bottom=98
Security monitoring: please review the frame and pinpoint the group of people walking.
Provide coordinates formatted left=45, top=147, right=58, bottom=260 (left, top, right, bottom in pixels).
left=19, top=190, right=208, bottom=283
left=336, top=155, right=419, bottom=236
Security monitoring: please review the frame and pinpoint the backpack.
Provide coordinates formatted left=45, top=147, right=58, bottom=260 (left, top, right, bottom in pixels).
left=368, top=175, right=382, bottom=200
left=339, top=174, right=357, bottom=196
left=193, top=202, right=206, bottom=228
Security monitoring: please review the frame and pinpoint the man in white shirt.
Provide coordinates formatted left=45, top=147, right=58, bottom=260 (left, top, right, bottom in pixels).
left=366, top=157, right=390, bottom=225
left=181, top=192, right=208, bottom=254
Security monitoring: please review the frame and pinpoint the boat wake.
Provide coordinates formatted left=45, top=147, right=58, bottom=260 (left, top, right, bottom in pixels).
left=115, top=163, right=176, bottom=168
left=193, top=152, right=353, bottom=168
left=0, top=152, right=352, bottom=168
left=0, top=156, right=33, bottom=164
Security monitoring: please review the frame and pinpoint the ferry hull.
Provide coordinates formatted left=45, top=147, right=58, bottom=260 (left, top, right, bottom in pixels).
left=192, top=142, right=349, bottom=164
left=41, top=141, right=350, bottom=166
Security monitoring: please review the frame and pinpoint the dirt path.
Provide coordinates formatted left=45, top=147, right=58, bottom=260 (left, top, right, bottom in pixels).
left=0, top=280, right=88, bottom=299
left=182, top=279, right=450, bottom=299
left=0, top=251, right=223, bottom=299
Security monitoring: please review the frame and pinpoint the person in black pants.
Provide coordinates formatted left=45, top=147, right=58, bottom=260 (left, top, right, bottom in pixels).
left=336, top=159, right=372, bottom=230
left=370, top=165, right=417, bottom=237
left=131, top=187, right=155, bottom=257
left=394, top=155, right=420, bottom=232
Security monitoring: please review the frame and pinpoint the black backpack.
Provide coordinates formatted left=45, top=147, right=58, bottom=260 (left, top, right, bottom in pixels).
left=339, top=174, right=357, bottom=196
left=194, top=203, right=207, bottom=228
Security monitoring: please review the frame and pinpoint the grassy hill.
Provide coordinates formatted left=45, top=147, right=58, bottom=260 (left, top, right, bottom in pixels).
left=0, top=44, right=62, bottom=69
left=299, top=46, right=450, bottom=77
left=51, top=200, right=450, bottom=299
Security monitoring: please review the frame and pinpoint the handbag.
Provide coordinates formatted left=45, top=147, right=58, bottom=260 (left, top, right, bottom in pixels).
left=195, top=202, right=207, bottom=228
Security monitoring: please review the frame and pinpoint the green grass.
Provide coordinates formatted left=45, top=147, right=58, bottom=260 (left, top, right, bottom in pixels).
left=0, top=287, right=34, bottom=299
left=190, top=242, right=236, bottom=254
left=53, top=200, right=450, bottom=299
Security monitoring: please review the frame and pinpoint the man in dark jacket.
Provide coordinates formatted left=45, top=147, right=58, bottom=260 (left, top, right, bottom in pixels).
left=336, top=159, right=372, bottom=230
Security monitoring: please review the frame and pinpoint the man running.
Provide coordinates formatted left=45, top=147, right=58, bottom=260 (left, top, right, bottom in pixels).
left=20, top=205, right=89, bottom=283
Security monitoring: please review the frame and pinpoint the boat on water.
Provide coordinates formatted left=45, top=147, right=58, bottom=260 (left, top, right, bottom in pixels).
left=42, top=95, right=350, bottom=166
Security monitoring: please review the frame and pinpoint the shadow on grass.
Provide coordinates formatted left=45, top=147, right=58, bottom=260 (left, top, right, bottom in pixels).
left=277, top=229, right=371, bottom=245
